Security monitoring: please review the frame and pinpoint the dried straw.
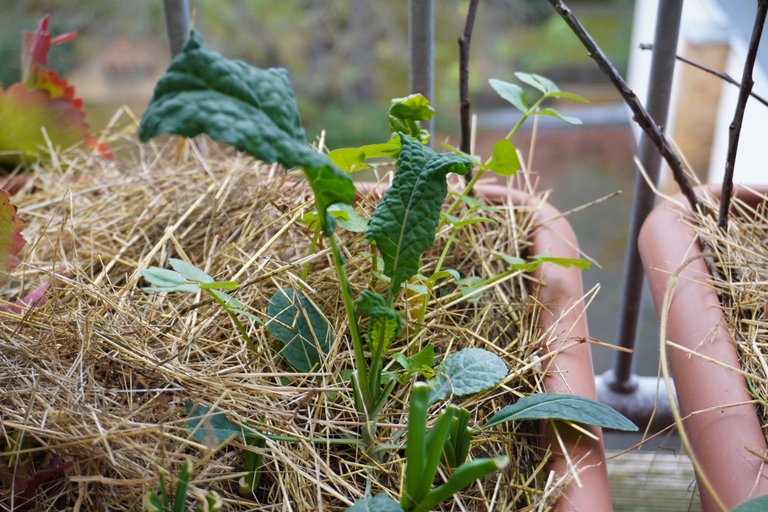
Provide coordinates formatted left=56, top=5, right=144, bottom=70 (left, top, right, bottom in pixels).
left=0, top=114, right=576, bottom=511
left=686, top=187, right=768, bottom=437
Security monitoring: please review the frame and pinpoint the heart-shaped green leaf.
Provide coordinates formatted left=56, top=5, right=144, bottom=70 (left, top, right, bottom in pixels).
left=488, top=139, right=520, bottom=176
left=267, top=287, right=333, bottom=372
left=428, top=348, right=508, bottom=404
left=482, top=393, right=637, bottom=431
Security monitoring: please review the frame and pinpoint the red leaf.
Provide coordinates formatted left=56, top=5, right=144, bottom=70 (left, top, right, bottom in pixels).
left=10, top=16, right=111, bottom=162
left=21, top=15, right=77, bottom=86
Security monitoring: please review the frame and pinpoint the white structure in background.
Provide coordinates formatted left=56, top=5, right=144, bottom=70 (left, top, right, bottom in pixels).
left=628, top=0, right=768, bottom=186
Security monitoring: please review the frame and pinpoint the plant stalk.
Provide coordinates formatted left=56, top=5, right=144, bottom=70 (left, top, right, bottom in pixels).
left=327, top=234, right=375, bottom=423
left=718, top=0, right=768, bottom=230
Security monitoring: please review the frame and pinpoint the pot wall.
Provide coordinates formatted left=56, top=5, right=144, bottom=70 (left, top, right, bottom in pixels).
left=638, top=184, right=768, bottom=511
left=479, top=184, right=611, bottom=512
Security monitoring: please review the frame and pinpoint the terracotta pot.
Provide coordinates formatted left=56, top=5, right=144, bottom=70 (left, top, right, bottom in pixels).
left=639, top=184, right=768, bottom=511
left=478, top=184, right=611, bottom=512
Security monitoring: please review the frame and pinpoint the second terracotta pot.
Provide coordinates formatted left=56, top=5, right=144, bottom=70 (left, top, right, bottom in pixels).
left=639, top=184, right=768, bottom=511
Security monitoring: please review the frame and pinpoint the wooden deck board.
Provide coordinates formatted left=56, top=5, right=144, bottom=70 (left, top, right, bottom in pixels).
left=606, top=451, right=702, bottom=511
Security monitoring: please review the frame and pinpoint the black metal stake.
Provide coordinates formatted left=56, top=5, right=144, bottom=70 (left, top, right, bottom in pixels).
left=162, top=0, right=190, bottom=57
left=409, top=0, right=435, bottom=143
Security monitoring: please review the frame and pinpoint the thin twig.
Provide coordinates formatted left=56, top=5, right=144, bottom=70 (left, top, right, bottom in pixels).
left=458, top=0, right=480, bottom=155
left=547, top=0, right=701, bottom=214
left=639, top=43, right=768, bottom=108
left=718, top=0, right=768, bottom=230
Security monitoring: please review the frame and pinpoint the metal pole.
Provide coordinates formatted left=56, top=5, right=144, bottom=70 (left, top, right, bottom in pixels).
left=163, top=0, right=191, bottom=57
left=409, top=0, right=435, bottom=141
left=603, top=0, right=684, bottom=392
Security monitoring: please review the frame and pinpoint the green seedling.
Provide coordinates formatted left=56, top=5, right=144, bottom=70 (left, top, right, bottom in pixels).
left=347, top=383, right=508, bottom=512
left=141, top=258, right=258, bottom=352
left=143, top=459, right=222, bottom=512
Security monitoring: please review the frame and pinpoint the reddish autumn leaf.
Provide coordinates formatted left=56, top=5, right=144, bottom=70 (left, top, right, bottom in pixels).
left=21, top=15, right=77, bottom=87
left=0, top=15, right=110, bottom=165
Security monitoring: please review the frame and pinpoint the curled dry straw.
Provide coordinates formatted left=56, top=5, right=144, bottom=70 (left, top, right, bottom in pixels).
left=0, top=121, right=570, bottom=511
left=687, top=188, right=768, bottom=438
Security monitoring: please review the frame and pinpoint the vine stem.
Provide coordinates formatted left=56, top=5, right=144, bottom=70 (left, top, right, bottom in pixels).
left=718, top=0, right=768, bottom=231
left=547, top=0, right=701, bottom=214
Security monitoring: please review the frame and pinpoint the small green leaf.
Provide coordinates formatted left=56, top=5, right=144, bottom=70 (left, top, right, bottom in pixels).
left=138, top=31, right=354, bottom=234
left=199, top=281, right=239, bottom=291
left=394, top=344, right=436, bottom=380
left=441, top=213, right=495, bottom=229
left=431, top=269, right=461, bottom=282
left=348, top=494, right=403, bottom=512
left=482, top=394, right=638, bottom=431
left=515, top=72, right=559, bottom=94
left=141, top=267, right=201, bottom=293
left=356, top=290, right=403, bottom=353
left=185, top=402, right=241, bottom=447
left=329, top=203, right=368, bottom=233
left=733, top=496, right=768, bottom=512
left=389, top=94, right=435, bottom=121
left=388, top=94, right=434, bottom=143
left=366, top=134, right=473, bottom=297
left=498, top=253, right=591, bottom=272
left=428, top=348, right=508, bottom=404
left=488, top=78, right=528, bottom=113
left=548, top=90, right=589, bottom=103
left=267, top=287, right=333, bottom=372
left=169, top=258, right=214, bottom=283
left=327, top=147, right=370, bottom=172
left=533, top=254, right=591, bottom=270
left=498, top=254, right=541, bottom=272
left=488, top=139, right=520, bottom=176
left=457, top=276, right=484, bottom=303
left=329, top=140, right=401, bottom=172
left=536, top=107, right=582, bottom=125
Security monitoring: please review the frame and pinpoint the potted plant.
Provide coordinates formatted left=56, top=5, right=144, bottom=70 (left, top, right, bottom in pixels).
left=0, top=28, right=633, bottom=512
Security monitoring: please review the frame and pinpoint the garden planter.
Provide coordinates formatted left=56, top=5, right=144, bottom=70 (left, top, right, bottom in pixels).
left=639, top=184, right=768, bottom=510
left=478, top=184, right=611, bottom=512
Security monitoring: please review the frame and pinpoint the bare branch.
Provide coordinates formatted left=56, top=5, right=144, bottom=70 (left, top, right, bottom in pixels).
left=547, top=0, right=701, bottom=214
left=718, top=0, right=768, bottom=230
left=639, top=43, right=768, bottom=108
left=458, top=0, right=480, bottom=154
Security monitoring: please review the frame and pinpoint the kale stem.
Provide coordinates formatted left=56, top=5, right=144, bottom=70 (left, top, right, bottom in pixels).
left=327, top=234, right=372, bottom=412
left=301, top=224, right=322, bottom=283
